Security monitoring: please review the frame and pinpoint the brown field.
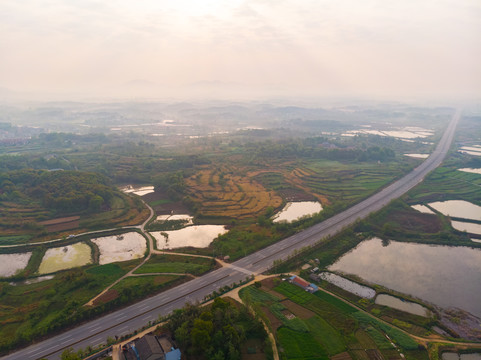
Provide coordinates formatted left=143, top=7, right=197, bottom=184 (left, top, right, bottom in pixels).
left=38, top=216, right=80, bottom=226
left=261, top=306, right=283, bottom=335
left=281, top=299, right=316, bottom=319
left=384, top=210, right=442, bottom=233
left=39, top=216, right=81, bottom=233
left=92, top=289, right=119, bottom=306
left=185, top=168, right=283, bottom=219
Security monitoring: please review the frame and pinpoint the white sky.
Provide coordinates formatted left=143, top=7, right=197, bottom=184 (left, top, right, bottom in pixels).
left=0, top=0, right=480, bottom=100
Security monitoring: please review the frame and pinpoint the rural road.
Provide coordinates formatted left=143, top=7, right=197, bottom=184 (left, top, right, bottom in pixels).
left=1, top=110, right=461, bottom=360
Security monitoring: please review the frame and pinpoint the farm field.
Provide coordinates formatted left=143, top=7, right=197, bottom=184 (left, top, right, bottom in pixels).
left=240, top=279, right=429, bottom=360
left=133, top=253, right=216, bottom=275
left=184, top=168, right=283, bottom=219
left=0, top=261, right=140, bottom=352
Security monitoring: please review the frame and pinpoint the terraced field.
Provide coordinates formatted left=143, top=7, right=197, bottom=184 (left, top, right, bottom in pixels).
left=184, top=168, right=283, bottom=219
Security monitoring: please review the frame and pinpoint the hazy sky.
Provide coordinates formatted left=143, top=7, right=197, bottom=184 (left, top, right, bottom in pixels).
left=1, top=0, right=480, bottom=100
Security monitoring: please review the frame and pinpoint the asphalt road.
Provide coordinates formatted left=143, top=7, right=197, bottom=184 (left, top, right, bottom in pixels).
left=2, top=110, right=460, bottom=360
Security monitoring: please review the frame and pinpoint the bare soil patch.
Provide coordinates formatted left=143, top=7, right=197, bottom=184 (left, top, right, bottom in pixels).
left=38, top=216, right=80, bottom=226
left=93, top=289, right=119, bottom=306
left=276, top=188, right=316, bottom=202
left=261, top=306, right=283, bottom=335
left=157, top=202, right=191, bottom=216
left=44, top=220, right=80, bottom=233
left=281, top=299, right=316, bottom=319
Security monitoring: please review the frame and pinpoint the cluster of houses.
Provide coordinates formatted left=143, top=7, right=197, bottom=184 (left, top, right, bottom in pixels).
left=122, top=334, right=181, bottom=360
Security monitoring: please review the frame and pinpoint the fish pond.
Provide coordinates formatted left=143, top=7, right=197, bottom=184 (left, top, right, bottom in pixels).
left=152, top=225, right=227, bottom=249
left=273, top=201, right=322, bottom=223
left=0, top=253, right=32, bottom=277
left=319, top=272, right=375, bottom=298
left=329, top=238, right=481, bottom=318
left=38, top=243, right=92, bottom=274
left=375, top=294, right=429, bottom=317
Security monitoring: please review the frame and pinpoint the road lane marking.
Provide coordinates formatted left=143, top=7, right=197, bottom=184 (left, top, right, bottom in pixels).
left=26, top=348, right=40, bottom=355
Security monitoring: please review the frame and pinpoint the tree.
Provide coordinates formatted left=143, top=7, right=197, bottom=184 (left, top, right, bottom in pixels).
left=60, top=348, right=81, bottom=360
left=161, top=232, right=169, bottom=251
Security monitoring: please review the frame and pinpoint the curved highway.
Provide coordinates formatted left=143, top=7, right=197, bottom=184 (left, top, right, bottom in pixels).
left=2, top=110, right=460, bottom=360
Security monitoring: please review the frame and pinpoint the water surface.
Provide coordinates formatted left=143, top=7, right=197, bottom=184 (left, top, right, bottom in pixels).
left=273, top=201, right=322, bottom=223
left=451, top=220, right=481, bottom=235
left=329, top=238, right=481, bottom=317
left=428, top=200, right=481, bottom=221
left=458, top=168, right=481, bottom=175
left=320, top=272, right=375, bottom=298
left=375, top=294, right=429, bottom=317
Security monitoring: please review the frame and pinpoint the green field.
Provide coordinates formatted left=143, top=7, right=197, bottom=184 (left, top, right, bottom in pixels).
left=241, top=280, right=428, bottom=360
left=133, top=254, right=215, bottom=275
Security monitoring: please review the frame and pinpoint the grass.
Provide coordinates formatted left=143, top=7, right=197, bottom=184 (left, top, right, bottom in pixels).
left=353, top=312, right=419, bottom=350
left=274, top=282, right=313, bottom=305
left=0, top=235, right=33, bottom=246
left=239, top=285, right=281, bottom=303
left=314, top=290, right=358, bottom=314
left=133, top=254, right=215, bottom=275
left=277, top=326, right=329, bottom=360
left=148, top=199, right=172, bottom=207
left=305, top=316, right=345, bottom=355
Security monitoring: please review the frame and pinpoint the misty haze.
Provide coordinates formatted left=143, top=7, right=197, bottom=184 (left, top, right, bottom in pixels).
left=0, top=1, right=480, bottom=360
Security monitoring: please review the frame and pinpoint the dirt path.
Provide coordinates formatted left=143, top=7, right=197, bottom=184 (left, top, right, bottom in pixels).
left=85, top=200, right=156, bottom=307
left=221, top=274, right=280, bottom=360
left=151, top=249, right=214, bottom=259
left=85, top=200, right=225, bottom=307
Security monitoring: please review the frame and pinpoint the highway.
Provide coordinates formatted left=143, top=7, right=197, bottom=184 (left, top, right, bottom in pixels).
left=1, top=110, right=460, bottom=360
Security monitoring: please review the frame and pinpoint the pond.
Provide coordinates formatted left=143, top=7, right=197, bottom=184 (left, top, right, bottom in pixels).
left=0, top=252, right=32, bottom=277
left=375, top=294, right=429, bottom=317
left=329, top=238, right=481, bottom=318
left=319, top=272, right=375, bottom=298
left=404, top=154, right=429, bottom=159
left=451, top=220, right=481, bottom=235
left=342, top=127, right=433, bottom=140
left=458, top=168, right=481, bottom=175
left=428, top=200, right=481, bottom=221
left=92, top=232, right=147, bottom=265
left=152, top=225, right=228, bottom=249
left=38, top=243, right=92, bottom=274
left=273, top=201, right=323, bottom=223
left=121, top=185, right=155, bottom=196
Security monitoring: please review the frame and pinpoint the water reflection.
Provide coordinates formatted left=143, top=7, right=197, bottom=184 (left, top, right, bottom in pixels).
left=329, top=238, right=481, bottom=317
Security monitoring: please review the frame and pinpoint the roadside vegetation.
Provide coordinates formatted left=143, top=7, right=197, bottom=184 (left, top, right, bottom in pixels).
left=165, top=297, right=271, bottom=360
